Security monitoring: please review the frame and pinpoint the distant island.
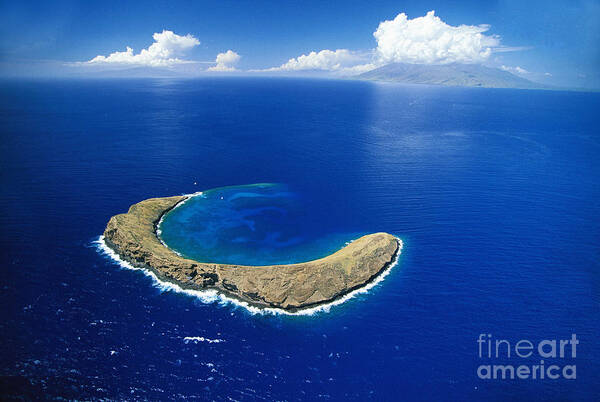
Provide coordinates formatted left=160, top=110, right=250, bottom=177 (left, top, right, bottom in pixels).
left=102, top=195, right=401, bottom=311
left=357, top=62, right=546, bottom=89
left=64, top=62, right=568, bottom=91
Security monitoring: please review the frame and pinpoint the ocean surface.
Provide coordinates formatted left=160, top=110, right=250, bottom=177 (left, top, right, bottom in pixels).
left=1, top=77, right=599, bottom=400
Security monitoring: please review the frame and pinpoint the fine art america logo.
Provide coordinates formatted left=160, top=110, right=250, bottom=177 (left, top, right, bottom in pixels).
left=477, top=334, right=578, bottom=380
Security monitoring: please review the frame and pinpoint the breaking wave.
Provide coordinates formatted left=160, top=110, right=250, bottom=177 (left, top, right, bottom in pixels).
left=93, top=235, right=402, bottom=316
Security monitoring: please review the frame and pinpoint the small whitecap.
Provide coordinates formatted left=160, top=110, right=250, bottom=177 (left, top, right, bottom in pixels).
left=183, top=336, right=225, bottom=344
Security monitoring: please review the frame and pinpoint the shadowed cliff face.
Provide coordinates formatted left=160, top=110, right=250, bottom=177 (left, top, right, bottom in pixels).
left=103, top=195, right=400, bottom=310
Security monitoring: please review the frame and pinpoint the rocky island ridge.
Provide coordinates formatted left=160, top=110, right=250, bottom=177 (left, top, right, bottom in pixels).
left=102, top=194, right=401, bottom=311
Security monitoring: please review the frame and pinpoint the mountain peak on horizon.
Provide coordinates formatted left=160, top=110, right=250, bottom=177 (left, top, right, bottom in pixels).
left=357, top=62, right=546, bottom=89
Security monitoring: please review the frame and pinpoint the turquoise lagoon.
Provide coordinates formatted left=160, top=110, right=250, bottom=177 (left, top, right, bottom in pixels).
left=157, top=183, right=362, bottom=265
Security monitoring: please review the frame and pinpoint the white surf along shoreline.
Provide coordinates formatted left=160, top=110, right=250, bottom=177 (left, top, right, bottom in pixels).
left=96, top=190, right=403, bottom=316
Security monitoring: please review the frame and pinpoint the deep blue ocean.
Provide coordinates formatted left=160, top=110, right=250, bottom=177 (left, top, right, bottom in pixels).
left=1, top=78, right=599, bottom=400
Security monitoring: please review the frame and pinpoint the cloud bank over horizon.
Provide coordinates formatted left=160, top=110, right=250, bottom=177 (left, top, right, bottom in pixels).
left=87, top=30, right=200, bottom=67
left=266, top=49, right=374, bottom=74
left=266, top=10, right=508, bottom=75
left=75, top=11, right=528, bottom=77
left=208, top=50, right=241, bottom=71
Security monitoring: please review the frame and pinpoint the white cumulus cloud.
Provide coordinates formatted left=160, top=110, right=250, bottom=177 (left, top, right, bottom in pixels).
left=87, top=30, right=200, bottom=67
left=268, top=49, right=372, bottom=73
left=373, top=10, right=500, bottom=65
left=501, top=65, right=529, bottom=74
left=337, top=63, right=378, bottom=75
left=263, top=10, right=515, bottom=74
left=208, top=50, right=241, bottom=71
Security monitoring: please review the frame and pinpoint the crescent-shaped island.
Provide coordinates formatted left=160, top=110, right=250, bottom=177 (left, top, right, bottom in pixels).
left=102, top=194, right=401, bottom=311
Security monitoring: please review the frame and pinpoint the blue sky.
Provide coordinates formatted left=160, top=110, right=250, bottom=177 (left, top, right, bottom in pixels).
left=1, top=0, right=598, bottom=88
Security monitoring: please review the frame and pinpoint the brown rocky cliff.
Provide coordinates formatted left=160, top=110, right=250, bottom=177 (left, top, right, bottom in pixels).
left=103, top=195, right=400, bottom=310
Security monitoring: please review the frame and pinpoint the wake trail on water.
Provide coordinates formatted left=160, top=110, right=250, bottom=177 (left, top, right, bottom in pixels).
left=93, top=235, right=403, bottom=317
